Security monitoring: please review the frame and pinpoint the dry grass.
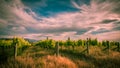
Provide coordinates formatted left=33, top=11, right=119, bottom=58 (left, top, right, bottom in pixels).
left=75, top=60, right=94, bottom=68
left=0, top=55, right=77, bottom=68
left=60, top=46, right=120, bottom=68
left=0, top=57, right=35, bottom=68
left=88, top=46, right=120, bottom=68
left=37, top=55, right=77, bottom=68
left=0, top=46, right=120, bottom=68
left=89, top=46, right=105, bottom=56
left=16, top=56, right=35, bottom=68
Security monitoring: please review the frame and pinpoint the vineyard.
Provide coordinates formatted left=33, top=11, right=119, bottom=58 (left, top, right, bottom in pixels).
left=35, top=37, right=120, bottom=52
left=0, top=37, right=120, bottom=68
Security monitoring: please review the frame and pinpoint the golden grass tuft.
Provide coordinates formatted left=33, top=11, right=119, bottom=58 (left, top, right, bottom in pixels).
left=37, top=55, right=77, bottom=68
left=89, top=46, right=105, bottom=57
left=16, top=56, right=35, bottom=68
left=0, top=55, right=77, bottom=68
left=0, top=56, right=36, bottom=68
left=75, top=60, right=94, bottom=68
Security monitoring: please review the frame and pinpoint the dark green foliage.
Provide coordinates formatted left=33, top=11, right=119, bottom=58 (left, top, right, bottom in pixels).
left=102, top=41, right=107, bottom=46
left=35, top=37, right=120, bottom=51
left=77, top=39, right=83, bottom=46
left=35, top=39, right=55, bottom=48
left=0, top=40, right=13, bottom=47
left=65, top=37, right=72, bottom=46
left=90, top=38, right=98, bottom=46
left=0, top=37, right=31, bottom=58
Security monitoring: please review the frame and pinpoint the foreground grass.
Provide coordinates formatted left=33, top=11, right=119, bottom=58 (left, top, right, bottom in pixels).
left=59, top=46, right=120, bottom=68
left=0, top=55, right=76, bottom=68
left=0, top=46, right=120, bottom=68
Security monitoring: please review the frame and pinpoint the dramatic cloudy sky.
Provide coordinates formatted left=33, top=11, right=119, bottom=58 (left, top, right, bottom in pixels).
left=0, top=0, right=120, bottom=41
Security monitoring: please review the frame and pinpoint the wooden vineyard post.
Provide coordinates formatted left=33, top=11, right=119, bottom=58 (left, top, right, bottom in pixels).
left=14, top=44, right=17, bottom=58
left=2, top=46, right=5, bottom=60
left=106, top=41, right=110, bottom=55
left=13, top=37, right=18, bottom=59
left=107, top=41, right=110, bottom=55
left=86, top=38, right=89, bottom=54
left=55, top=42, right=59, bottom=57
left=117, top=42, right=120, bottom=52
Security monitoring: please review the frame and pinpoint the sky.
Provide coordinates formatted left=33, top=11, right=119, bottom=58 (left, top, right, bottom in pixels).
left=0, top=0, right=120, bottom=41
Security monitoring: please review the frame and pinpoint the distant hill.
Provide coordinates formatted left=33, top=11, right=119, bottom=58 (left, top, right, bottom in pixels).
left=0, top=38, right=13, bottom=40
left=0, top=38, right=37, bottom=43
left=25, top=38, right=37, bottom=43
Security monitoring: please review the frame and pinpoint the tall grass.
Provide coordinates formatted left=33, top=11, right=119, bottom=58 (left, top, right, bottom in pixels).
left=0, top=55, right=76, bottom=68
left=0, top=46, right=120, bottom=68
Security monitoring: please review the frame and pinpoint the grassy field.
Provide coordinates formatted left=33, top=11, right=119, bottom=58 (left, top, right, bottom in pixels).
left=0, top=46, right=120, bottom=68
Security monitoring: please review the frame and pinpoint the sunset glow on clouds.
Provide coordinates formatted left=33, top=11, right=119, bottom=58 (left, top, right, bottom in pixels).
left=0, top=0, right=120, bottom=41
